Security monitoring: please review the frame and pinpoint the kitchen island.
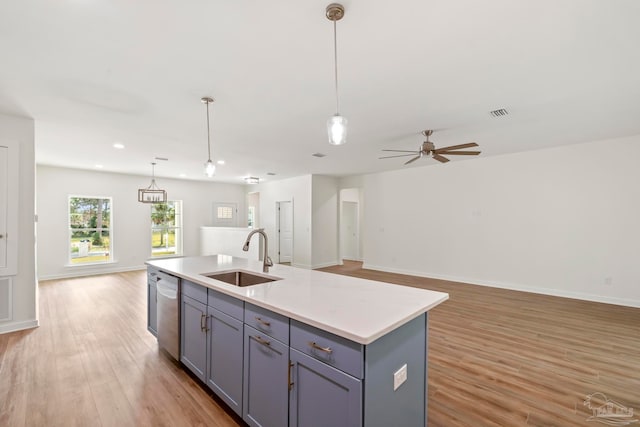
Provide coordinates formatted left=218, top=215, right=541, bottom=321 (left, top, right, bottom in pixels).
left=147, top=255, right=448, bottom=427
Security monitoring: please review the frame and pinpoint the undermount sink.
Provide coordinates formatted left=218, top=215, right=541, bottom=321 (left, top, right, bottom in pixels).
left=203, top=270, right=281, bottom=287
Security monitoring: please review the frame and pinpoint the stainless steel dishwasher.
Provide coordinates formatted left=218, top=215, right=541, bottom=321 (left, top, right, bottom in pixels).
left=156, top=271, right=180, bottom=361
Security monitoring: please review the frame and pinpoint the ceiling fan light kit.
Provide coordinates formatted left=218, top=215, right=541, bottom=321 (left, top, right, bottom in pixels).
left=379, top=130, right=481, bottom=165
left=326, top=3, right=348, bottom=146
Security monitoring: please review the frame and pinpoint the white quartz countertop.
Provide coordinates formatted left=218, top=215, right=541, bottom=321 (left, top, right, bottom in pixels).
left=146, top=255, right=449, bottom=345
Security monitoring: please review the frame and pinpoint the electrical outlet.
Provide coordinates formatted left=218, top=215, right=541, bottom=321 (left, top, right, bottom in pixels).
left=393, top=364, right=407, bottom=391
left=604, top=277, right=613, bottom=286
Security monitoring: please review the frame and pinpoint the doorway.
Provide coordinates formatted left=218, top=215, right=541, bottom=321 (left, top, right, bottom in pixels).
left=277, top=201, right=293, bottom=264
left=340, top=201, right=359, bottom=261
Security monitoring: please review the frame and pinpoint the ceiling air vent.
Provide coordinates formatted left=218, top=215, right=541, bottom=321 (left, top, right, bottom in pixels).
left=267, top=172, right=276, bottom=176
left=312, top=153, right=327, bottom=158
left=489, top=108, right=509, bottom=118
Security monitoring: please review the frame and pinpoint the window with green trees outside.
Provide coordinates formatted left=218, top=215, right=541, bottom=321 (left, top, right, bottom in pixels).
left=69, top=196, right=112, bottom=265
left=151, top=201, right=182, bottom=257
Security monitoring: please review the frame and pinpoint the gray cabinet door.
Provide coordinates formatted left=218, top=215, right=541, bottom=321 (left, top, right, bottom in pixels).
left=207, top=306, right=244, bottom=416
left=243, top=326, right=289, bottom=427
left=289, top=348, right=362, bottom=427
left=181, top=295, right=207, bottom=382
left=147, top=282, right=157, bottom=336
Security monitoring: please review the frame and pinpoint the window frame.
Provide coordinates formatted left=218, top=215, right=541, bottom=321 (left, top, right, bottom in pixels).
left=150, top=200, right=183, bottom=258
left=68, top=195, right=113, bottom=266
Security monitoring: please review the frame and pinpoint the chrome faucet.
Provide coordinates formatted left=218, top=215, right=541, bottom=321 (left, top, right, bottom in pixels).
left=243, top=228, right=273, bottom=273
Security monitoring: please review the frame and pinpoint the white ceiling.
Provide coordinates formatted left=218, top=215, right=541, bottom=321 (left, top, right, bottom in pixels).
left=1, top=0, right=639, bottom=184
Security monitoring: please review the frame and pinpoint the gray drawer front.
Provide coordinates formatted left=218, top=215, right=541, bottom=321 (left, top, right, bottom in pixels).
left=208, top=288, right=244, bottom=321
left=290, top=320, right=364, bottom=379
left=182, top=280, right=207, bottom=304
left=244, top=303, right=290, bottom=345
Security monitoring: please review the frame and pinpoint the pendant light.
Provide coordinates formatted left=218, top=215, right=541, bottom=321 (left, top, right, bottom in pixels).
left=326, top=3, right=347, bottom=146
left=202, top=96, right=216, bottom=177
left=138, top=162, right=167, bottom=203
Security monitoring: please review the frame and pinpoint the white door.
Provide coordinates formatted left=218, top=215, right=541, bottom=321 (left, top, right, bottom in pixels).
left=340, top=201, right=358, bottom=261
left=277, top=201, right=293, bottom=263
left=0, top=146, right=7, bottom=270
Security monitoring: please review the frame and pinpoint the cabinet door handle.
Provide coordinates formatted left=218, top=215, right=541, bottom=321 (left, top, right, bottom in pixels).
left=200, top=313, right=209, bottom=332
left=254, top=336, right=271, bottom=347
left=0, top=234, right=4, bottom=239
left=255, top=316, right=271, bottom=327
left=288, top=361, right=294, bottom=391
left=308, top=341, right=333, bottom=354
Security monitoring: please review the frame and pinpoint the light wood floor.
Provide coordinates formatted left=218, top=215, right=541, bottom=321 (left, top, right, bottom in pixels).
left=1, top=264, right=638, bottom=426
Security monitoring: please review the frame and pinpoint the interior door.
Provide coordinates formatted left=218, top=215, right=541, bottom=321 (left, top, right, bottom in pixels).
left=0, top=145, right=7, bottom=270
left=340, top=201, right=358, bottom=261
left=277, top=201, right=293, bottom=263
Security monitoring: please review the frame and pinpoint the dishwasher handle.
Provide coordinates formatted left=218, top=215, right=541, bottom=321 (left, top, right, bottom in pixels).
left=157, top=279, right=178, bottom=300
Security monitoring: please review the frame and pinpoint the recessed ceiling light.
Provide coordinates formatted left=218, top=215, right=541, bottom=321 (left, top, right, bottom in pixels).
left=113, top=143, right=125, bottom=149
left=95, top=164, right=103, bottom=169
left=179, top=173, right=187, bottom=178
left=217, top=160, right=225, bottom=165
left=267, top=172, right=276, bottom=176
left=312, top=153, right=327, bottom=158
left=244, top=177, right=260, bottom=184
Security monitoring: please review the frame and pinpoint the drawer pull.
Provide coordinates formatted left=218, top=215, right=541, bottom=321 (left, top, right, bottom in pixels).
left=254, top=336, right=271, bottom=347
left=255, top=316, right=271, bottom=327
left=308, top=341, right=333, bottom=354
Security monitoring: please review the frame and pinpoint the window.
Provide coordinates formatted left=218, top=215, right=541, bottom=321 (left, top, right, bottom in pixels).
left=151, top=201, right=183, bottom=257
left=69, top=196, right=112, bottom=265
left=217, top=206, right=233, bottom=219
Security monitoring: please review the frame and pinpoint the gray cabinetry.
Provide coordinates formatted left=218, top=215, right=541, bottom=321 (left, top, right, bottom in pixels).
left=147, top=268, right=158, bottom=336
left=207, top=306, right=244, bottom=416
left=180, top=294, right=207, bottom=381
left=180, top=279, right=245, bottom=416
left=289, top=348, right=362, bottom=427
left=243, top=325, right=290, bottom=427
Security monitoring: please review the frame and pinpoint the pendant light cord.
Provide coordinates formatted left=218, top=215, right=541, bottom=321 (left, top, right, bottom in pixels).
left=206, top=101, right=212, bottom=161
left=333, top=18, right=340, bottom=115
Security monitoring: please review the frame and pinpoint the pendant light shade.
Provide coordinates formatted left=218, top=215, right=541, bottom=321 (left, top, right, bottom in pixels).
left=327, top=114, right=348, bottom=146
left=326, top=3, right=347, bottom=146
left=202, top=97, right=216, bottom=177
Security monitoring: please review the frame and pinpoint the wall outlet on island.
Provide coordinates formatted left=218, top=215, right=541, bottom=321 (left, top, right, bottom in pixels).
left=393, top=364, right=407, bottom=391
left=604, top=276, right=613, bottom=286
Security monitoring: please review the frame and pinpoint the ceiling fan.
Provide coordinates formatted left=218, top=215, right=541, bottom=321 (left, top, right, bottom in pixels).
left=379, top=130, right=481, bottom=164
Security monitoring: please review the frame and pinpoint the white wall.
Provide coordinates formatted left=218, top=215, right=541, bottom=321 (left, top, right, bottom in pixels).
left=253, top=175, right=312, bottom=269
left=359, top=134, right=640, bottom=307
left=311, top=175, right=339, bottom=268
left=0, top=113, right=36, bottom=334
left=36, top=166, right=247, bottom=279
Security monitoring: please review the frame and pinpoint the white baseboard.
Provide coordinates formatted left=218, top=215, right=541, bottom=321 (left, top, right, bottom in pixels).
left=291, top=263, right=312, bottom=270
left=312, top=261, right=340, bottom=269
left=362, top=263, right=640, bottom=309
left=38, top=265, right=146, bottom=281
left=0, top=319, right=39, bottom=334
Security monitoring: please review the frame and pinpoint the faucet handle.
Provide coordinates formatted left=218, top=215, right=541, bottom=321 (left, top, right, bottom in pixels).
left=265, top=256, right=273, bottom=267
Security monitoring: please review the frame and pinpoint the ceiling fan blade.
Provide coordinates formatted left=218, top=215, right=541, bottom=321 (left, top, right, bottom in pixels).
left=436, top=150, right=481, bottom=156
left=432, top=154, right=450, bottom=163
left=381, top=149, right=421, bottom=153
left=404, top=155, right=421, bottom=165
left=434, top=142, right=478, bottom=152
left=379, top=153, right=418, bottom=159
